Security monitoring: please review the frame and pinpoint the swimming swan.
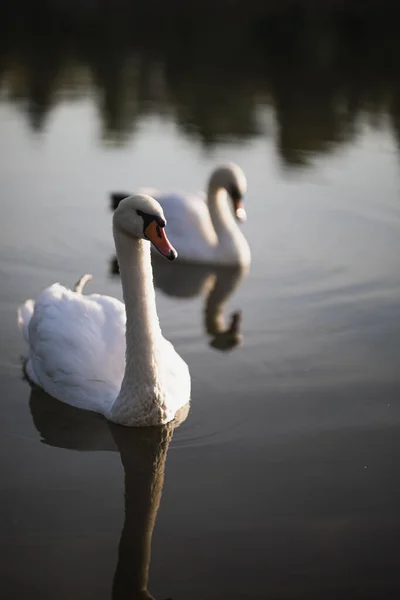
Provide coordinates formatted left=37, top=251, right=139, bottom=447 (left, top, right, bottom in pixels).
left=18, top=194, right=191, bottom=427
left=110, top=163, right=251, bottom=266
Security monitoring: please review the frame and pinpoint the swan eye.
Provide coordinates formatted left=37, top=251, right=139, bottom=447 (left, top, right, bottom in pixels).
left=136, top=209, right=165, bottom=227
left=136, top=209, right=166, bottom=237
left=156, top=216, right=166, bottom=228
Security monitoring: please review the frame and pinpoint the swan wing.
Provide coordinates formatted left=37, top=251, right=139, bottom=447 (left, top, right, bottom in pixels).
left=26, top=284, right=126, bottom=413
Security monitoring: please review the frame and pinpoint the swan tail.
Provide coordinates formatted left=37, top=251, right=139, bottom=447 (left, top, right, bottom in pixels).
left=73, top=273, right=93, bottom=294
left=110, top=192, right=130, bottom=211
left=17, top=299, right=35, bottom=344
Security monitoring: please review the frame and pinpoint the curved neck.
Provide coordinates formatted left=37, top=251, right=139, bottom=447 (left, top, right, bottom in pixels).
left=206, top=186, right=249, bottom=264
left=110, top=228, right=165, bottom=426
left=207, top=186, right=238, bottom=240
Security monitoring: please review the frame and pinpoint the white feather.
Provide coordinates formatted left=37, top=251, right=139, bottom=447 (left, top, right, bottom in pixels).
left=137, top=163, right=251, bottom=266
left=18, top=299, right=34, bottom=344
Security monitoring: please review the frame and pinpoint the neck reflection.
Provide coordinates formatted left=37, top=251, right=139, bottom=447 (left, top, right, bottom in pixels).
left=110, top=423, right=173, bottom=600
left=29, top=386, right=189, bottom=599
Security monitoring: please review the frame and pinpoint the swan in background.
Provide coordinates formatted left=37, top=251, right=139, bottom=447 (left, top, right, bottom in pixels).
left=18, top=194, right=191, bottom=427
left=110, top=256, right=248, bottom=352
left=110, top=163, right=251, bottom=267
left=29, top=384, right=189, bottom=599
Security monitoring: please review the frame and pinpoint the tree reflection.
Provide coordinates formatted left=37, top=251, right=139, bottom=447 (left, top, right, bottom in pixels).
left=1, top=2, right=400, bottom=163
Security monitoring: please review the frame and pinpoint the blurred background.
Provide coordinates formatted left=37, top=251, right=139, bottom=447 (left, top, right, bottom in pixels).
left=1, top=1, right=400, bottom=599
left=2, top=0, right=400, bottom=152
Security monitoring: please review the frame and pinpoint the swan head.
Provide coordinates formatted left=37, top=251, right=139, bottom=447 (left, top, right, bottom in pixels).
left=209, top=163, right=248, bottom=222
left=113, top=194, right=178, bottom=261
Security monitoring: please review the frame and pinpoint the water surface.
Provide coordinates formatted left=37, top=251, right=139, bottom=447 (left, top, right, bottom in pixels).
left=1, top=5, right=400, bottom=599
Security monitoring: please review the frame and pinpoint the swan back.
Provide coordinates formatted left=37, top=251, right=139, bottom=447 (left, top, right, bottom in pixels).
left=25, top=283, right=126, bottom=413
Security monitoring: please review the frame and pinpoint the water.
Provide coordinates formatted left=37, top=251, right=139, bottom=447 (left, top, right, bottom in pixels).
left=1, top=4, right=400, bottom=599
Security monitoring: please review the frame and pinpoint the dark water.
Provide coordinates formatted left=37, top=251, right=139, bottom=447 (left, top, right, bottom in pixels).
left=1, top=4, right=400, bottom=599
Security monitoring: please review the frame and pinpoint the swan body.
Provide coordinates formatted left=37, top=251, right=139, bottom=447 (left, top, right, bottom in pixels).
left=18, top=194, right=191, bottom=427
left=111, top=163, right=251, bottom=266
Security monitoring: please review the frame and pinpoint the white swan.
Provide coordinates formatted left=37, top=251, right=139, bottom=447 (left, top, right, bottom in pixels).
left=17, top=194, right=191, bottom=427
left=110, top=163, right=251, bottom=266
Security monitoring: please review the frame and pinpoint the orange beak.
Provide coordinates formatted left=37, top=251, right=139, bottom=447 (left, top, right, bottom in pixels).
left=144, top=220, right=177, bottom=261
left=234, top=200, right=247, bottom=222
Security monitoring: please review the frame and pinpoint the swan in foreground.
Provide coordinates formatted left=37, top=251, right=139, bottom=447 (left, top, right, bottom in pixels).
left=110, top=163, right=251, bottom=267
left=18, top=194, right=191, bottom=427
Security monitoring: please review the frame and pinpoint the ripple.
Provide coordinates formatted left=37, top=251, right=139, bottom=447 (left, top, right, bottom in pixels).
left=171, top=411, right=248, bottom=450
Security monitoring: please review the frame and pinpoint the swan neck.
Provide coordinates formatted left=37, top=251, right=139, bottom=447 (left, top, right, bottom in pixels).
left=206, top=183, right=250, bottom=266
left=111, top=227, right=165, bottom=425
left=207, top=187, right=237, bottom=239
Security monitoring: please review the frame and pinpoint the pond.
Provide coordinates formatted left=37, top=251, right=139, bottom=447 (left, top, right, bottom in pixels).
left=1, top=4, right=400, bottom=599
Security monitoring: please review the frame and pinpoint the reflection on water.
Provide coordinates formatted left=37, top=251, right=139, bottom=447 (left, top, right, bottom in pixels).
left=111, top=255, right=247, bottom=351
left=1, top=2, right=400, bottom=161
left=30, top=384, right=189, bottom=599
left=2, top=2, right=400, bottom=599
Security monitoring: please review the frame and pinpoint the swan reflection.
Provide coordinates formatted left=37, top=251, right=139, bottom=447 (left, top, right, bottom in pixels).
left=110, top=255, right=248, bottom=351
left=29, top=385, right=189, bottom=599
